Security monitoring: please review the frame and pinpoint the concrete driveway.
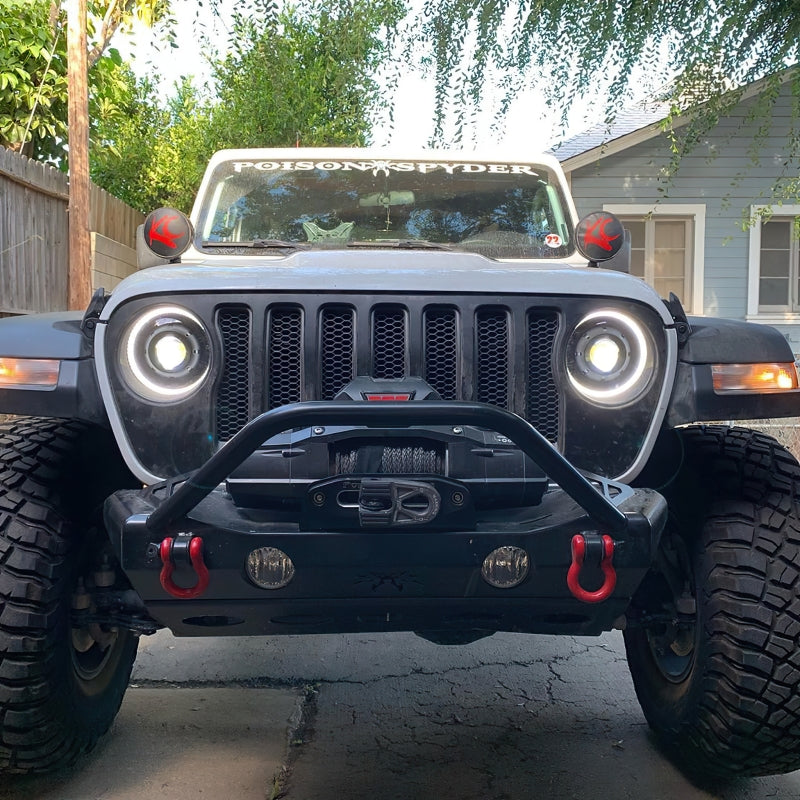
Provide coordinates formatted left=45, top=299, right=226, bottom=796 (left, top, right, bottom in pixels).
left=2, top=630, right=800, bottom=799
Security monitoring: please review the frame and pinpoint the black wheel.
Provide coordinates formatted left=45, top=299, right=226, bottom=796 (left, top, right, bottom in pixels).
left=0, top=417, right=139, bottom=774
left=625, top=425, right=800, bottom=777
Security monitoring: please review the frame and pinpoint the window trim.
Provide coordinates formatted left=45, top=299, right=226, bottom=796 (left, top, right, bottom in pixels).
left=603, top=203, right=705, bottom=315
left=747, top=204, right=800, bottom=321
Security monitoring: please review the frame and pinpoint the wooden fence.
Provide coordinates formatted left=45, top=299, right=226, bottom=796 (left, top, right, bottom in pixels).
left=0, top=147, right=143, bottom=314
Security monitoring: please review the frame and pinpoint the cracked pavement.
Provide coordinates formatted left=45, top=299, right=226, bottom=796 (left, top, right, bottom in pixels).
left=4, top=630, right=800, bottom=798
left=134, top=630, right=800, bottom=799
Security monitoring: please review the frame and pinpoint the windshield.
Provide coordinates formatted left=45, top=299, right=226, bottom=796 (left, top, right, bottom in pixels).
left=195, top=158, right=573, bottom=259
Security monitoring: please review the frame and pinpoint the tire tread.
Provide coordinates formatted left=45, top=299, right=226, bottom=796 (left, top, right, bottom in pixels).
left=0, top=417, right=136, bottom=774
left=627, top=424, right=800, bottom=776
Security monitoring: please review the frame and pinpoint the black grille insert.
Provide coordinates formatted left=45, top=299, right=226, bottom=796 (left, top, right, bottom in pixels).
left=476, top=309, right=510, bottom=409
left=372, top=307, right=407, bottom=379
left=268, top=307, right=303, bottom=408
left=527, top=312, right=559, bottom=443
left=321, top=307, right=355, bottom=399
left=216, top=306, right=251, bottom=442
left=424, top=307, right=458, bottom=400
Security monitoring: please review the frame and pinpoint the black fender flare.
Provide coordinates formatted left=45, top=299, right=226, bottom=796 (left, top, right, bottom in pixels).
left=666, top=316, right=800, bottom=425
left=0, top=312, right=106, bottom=424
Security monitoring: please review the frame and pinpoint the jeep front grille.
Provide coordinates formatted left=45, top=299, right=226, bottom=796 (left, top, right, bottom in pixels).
left=215, top=297, right=561, bottom=444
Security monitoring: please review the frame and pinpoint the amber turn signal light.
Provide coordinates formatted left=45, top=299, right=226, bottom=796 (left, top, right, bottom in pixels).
left=0, top=358, right=60, bottom=387
left=711, top=362, right=799, bottom=393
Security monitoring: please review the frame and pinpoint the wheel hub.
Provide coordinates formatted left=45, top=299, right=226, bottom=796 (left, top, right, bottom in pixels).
left=70, top=574, right=119, bottom=681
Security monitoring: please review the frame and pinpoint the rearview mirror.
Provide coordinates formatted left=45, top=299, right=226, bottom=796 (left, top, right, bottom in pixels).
left=358, top=191, right=415, bottom=208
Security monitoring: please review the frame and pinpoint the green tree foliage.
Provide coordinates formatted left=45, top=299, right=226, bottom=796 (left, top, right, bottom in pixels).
left=414, top=0, right=800, bottom=147
left=0, top=0, right=168, bottom=162
left=90, top=0, right=405, bottom=212
left=0, top=0, right=67, bottom=159
left=211, top=0, right=404, bottom=149
left=90, top=71, right=214, bottom=212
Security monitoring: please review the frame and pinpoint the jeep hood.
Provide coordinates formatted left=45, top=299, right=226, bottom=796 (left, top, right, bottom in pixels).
left=101, top=250, right=673, bottom=324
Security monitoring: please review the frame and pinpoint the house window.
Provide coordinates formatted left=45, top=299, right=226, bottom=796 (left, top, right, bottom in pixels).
left=758, top=218, right=795, bottom=310
left=619, top=216, right=694, bottom=309
left=748, top=205, right=800, bottom=319
left=603, top=204, right=705, bottom=315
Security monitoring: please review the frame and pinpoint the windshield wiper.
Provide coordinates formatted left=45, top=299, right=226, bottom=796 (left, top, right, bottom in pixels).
left=347, top=239, right=453, bottom=251
left=397, top=240, right=453, bottom=251
left=203, top=238, right=453, bottom=252
left=202, top=239, right=308, bottom=251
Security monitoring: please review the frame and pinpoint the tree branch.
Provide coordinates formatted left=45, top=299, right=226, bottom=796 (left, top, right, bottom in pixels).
left=87, top=0, right=121, bottom=67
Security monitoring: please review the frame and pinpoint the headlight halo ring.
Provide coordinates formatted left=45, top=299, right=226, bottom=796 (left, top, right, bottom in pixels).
left=120, top=305, right=212, bottom=402
left=566, top=309, right=654, bottom=406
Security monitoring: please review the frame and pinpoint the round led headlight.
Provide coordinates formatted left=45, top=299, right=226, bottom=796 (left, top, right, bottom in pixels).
left=119, top=305, right=211, bottom=402
left=566, top=310, right=655, bottom=406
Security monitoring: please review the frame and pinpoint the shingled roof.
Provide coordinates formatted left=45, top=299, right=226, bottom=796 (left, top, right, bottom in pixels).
left=550, top=99, right=671, bottom=162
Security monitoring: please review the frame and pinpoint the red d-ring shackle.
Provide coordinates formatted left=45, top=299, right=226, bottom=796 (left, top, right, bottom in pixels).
left=567, top=533, right=616, bottom=603
left=159, top=536, right=210, bottom=599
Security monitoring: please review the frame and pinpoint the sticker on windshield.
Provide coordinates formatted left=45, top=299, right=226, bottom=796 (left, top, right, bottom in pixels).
left=231, top=160, right=540, bottom=177
left=544, top=233, right=562, bottom=248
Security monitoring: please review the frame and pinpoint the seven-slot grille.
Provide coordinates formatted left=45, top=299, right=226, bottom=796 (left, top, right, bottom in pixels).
left=216, top=299, right=560, bottom=443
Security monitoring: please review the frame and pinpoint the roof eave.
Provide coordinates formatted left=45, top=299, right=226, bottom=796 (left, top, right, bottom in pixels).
left=560, top=69, right=797, bottom=174
left=560, top=118, right=672, bottom=173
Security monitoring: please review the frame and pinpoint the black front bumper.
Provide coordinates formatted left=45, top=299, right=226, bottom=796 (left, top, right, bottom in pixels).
left=104, top=402, right=667, bottom=637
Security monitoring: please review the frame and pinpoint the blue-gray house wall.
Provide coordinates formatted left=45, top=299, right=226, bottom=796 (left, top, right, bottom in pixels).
left=564, top=84, right=800, bottom=354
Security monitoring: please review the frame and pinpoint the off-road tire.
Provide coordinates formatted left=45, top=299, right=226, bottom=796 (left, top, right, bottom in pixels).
left=0, top=417, right=139, bottom=774
left=625, top=425, right=800, bottom=777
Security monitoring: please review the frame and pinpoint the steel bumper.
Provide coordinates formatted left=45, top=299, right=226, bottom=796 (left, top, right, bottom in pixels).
left=104, top=402, right=668, bottom=637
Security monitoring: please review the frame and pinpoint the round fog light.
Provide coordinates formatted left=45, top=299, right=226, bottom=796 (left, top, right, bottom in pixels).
left=246, top=547, right=295, bottom=589
left=481, top=546, right=530, bottom=589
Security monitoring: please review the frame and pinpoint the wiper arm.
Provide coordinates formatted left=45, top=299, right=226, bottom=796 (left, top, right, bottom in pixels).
left=251, top=238, right=309, bottom=250
left=397, top=240, right=453, bottom=250
left=202, top=239, right=308, bottom=251
left=204, top=238, right=452, bottom=252
left=347, top=239, right=453, bottom=251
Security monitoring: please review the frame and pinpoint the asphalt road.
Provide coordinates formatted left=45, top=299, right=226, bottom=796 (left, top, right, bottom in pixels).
left=4, top=630, right=800, bottom=799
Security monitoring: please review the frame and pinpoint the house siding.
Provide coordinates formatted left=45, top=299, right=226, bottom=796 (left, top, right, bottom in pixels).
left=565, top=84, right=800, bottom=353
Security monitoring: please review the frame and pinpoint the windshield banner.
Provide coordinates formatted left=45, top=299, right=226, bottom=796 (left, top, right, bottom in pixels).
left=231, top=160, right=540, bottom=177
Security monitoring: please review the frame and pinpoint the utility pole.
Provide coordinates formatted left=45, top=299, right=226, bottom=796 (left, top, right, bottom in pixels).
left=66, top=0, right=91, bottom=311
